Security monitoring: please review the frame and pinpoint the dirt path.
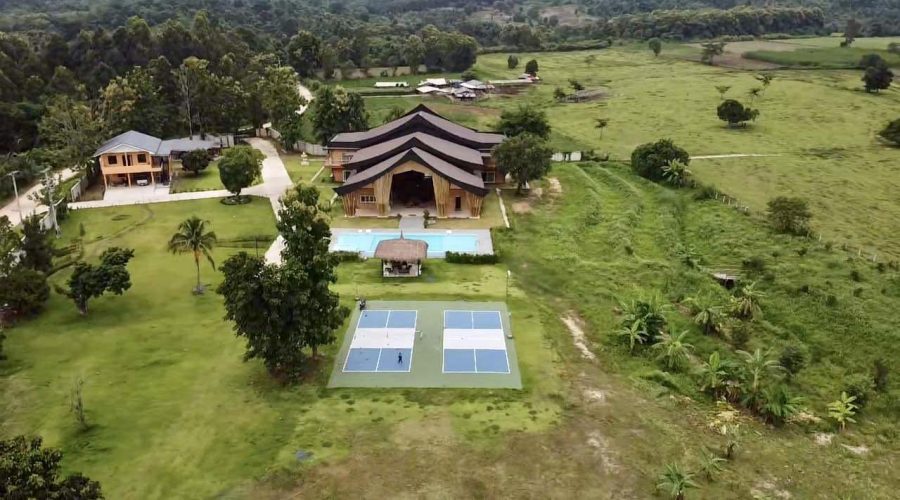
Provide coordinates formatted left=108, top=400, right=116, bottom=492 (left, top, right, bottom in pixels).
left=561, top=312, right=596, bottom=361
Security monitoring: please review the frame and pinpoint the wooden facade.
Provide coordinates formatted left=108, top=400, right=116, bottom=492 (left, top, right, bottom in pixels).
left=328, top=105, right=504, bottom=219
left=98, top=151, right=169, bottom=188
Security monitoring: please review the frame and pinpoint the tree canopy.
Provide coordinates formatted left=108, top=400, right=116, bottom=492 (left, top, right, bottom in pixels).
left=717, top=99, right=759, bottom=127
left=310, top=86, right=368, bottom=144
left=218, top=146, right=263, bottom=199
left=878, top=118, right=900, bottom=146
left=56, top=247, right=135, bottom=315
left=493, top=134, right=553, bottom=194
left=767, top=196, right=812, bottom=235
left=497, top=105, right=551, bottom=139
left=0, top=435, right=102, bottom=499
left=631, top=139, right=691, bottom=182
left=181, top=149, right=212, bottom=176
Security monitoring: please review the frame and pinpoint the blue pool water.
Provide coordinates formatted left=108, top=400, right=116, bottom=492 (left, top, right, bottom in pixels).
left=333, top=232, right=478, bottom=254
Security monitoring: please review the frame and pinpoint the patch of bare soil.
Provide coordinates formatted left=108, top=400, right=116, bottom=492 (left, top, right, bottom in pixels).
left=586, top=431, right=620, bottom=473
left=561, top=312, right=596, bottom=361
left=509, top=186, right=545, bottom=214
left=752, top=479, right=792, bottom=499
left=547, top=177, right=562, bottom=197
left=510, top=201, right=532, bottom=214
left=814, top=432, right=834, bottom=446
left=392, top=413, right=455, bottom=449
left=841, top=443, right=870, bottom=455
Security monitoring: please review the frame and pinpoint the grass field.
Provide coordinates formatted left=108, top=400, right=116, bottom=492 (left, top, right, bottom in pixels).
left=744, top=46, right=900, bottom=69
left=361, top=43, right=900, bottom=257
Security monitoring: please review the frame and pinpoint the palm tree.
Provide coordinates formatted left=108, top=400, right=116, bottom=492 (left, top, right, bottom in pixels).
left=618, top=322, right=645, bottom=353
left=653, top=330, right=694, bottom=370
left=697, top=449, right=726, bottom=481
left=662, top=160, right=692, bottom=187
left=730, top=281, right=765, bottom=320
left=714, top=85, right=731, bottom=100
left=688, top=297, right=723, bottom=335
left=697, top=351, right=729, bottom=398
left=595, top=117, right=609, bottom=139
left=747, top=87, right=762, bottom=105
left=168, top=216, right=218, bottom=294
left=657, top=463, right=698, bottom=500
left=827, top=391, right=858, bottom=431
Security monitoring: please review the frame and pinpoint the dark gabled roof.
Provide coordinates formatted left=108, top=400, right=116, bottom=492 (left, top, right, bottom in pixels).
left=94, top=130, right=162, bottom=157
left=334, top=148, right=488, bottom=197
left=94, top=131, right=221, bottom=157
left=345, top=132, right=484, bottom=171
left=328, top=105, right=504, bottom=150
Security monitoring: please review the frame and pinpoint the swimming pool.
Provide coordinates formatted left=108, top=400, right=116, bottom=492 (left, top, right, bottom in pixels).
left=332, top=231, right=479, bottom=255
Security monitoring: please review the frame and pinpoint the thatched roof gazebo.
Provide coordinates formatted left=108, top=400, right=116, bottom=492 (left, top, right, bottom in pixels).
left=374, top=237, right=428, bottom=278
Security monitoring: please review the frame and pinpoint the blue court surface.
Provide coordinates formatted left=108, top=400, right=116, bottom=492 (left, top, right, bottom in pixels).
left=342, top=310, right=417, bottom=373
left=442, top=310, right=510, bottom=374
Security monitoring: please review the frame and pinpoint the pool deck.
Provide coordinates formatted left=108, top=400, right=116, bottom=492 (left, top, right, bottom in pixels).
left=329, top=228, right=494, bottom=258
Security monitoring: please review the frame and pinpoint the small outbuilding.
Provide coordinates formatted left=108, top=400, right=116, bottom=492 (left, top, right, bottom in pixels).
left=374, top=237, right=428, bottom=278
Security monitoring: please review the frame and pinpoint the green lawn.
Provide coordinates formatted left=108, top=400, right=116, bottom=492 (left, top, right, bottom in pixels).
left=169, top=160, right=265, bottom=194
left=0, top=198, right=563, bottom=499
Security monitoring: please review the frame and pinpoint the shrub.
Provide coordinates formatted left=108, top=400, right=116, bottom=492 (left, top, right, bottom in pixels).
left=742, top=256, right=767, bottom=274
left=844, top=374, right=874, bottom=409
left=767, top=196, right=812, bottom=235
left=873, top=359, right=889, bottom=392
left=445, top=252, right=499, bottom=264
left=878, top=118, right=900, bottom=146
left=630, top=139, right=690, bottom=182
left=717, top=99, right=759, bottom=127
left=333, top=250, right=363, bottom=262
left=778, top=345, right=807, bottom=379
left=693, top=183, right=718, bottom=200
left=181, top=149, right=212, bottom=175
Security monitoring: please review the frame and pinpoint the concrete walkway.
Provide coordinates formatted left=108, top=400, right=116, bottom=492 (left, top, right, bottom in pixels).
left=1, top=168, right=79, bottom=226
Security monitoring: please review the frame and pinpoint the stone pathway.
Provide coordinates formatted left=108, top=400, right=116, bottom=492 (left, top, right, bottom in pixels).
left=1, top=168, right=79, bottom=226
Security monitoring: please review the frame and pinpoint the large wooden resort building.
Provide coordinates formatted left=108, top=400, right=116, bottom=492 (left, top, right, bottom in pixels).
left=328, top=105, right=505, bottom=218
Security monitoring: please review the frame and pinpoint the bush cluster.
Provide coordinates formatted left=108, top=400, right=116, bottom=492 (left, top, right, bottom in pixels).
left=445, top=252, right=499, bottom=264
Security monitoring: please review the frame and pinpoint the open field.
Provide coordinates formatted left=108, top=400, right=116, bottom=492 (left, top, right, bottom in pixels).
left=361, top=43, right=900, bottom=257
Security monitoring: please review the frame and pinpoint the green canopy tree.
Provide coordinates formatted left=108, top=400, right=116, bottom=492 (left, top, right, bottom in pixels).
left=310, top=86, right=368, bottom=144
left=56, top=247, right=134, bottom=315
left=286, top=30, right=322, bottom=77
left=218, top=145, right=263, bottom=200
left=862, top=64, right=893, bottom=93
left=181, top=149, right=211, bottom=176
left=524, top=58, right=539, bottom=76
left=507, top=54, right=519, bottom=69
left=700, top=42, right=726, bottom=65
left=218, top=185, right=347, bottom=378
left=493, top=134, right=552, bottom=194
left=404, top=35, right=425, bottom=75
left=717, top=99, right=759, bottom=127
left=631, top=139, right=690, bottom=182
left=766, top=196, right=811, bottom=235
left=258, top=65, right=303, bottom=127
left=168, top=216, right=217, bottom=294
left=497, top=105, right=551, bottom=138
left=0, top=436, right=102, bottom=498
left=37, top=95, right=103, bottom=170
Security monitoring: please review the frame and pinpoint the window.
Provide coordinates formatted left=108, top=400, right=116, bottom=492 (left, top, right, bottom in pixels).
left=341, top=153, right=354, bottom=162
left=107, top=155, right=118, bottom=165
left=360, top=195, right=376, bottom=204
left=137, top=153, right=148, bottom=164
left=482, top=171, right=496, bottom=183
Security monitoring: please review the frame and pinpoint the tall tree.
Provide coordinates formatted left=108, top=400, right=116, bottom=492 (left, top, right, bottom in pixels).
left=310, top=86, right=368, bottom=144
left=842, top=18, right=862, bottom=47
left=168, top=216, right=217, bottom=294
left=507, top=54, right=519, bottom=69
left=524, top=59, right=539, bottom=75
left=100, top=67, right=168, bottom=137
left=173, top=57, right=208, bottom=136
left=286, top=30, right=322, bottom=77
left=493, top=134, right=553, bottom=194
left=631, top=139, right=690, bottom=182
left=0, top=436, right=102, bottom=498
left=700, top=42, right=726, bottom=65
left=258, top=65, right=303, bottom=127
left=37, top=96, right=103, bottom=170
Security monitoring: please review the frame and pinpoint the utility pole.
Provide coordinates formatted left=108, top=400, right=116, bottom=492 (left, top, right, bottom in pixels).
left=4, top=170, right=21, bottom=222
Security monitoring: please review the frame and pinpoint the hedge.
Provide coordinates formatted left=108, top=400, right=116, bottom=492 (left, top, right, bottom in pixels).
left=445, top=252, right=499, bottom=264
